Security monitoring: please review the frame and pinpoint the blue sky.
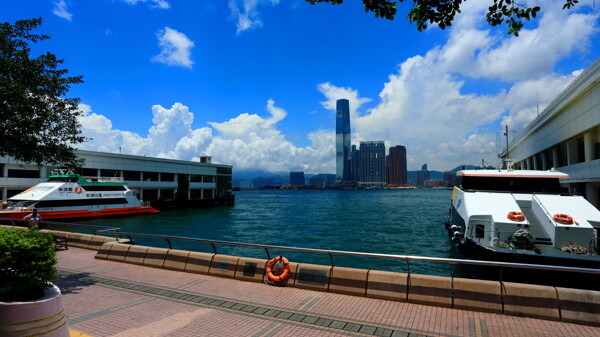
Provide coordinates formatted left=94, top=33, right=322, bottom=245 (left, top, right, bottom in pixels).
left=3, top=0, right=599, bottom=173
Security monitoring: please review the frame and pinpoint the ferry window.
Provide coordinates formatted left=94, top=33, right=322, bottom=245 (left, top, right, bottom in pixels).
left=204, top=176, right=215, bottom=183
left=189, top=175, right=203, bottom=182
left=0, top=164, right=3, bottom=177
left=475, top=224, right=485, bottom=238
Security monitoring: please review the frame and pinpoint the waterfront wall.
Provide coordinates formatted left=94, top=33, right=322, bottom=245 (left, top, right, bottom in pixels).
left=5, top=226, right=600, bottom=327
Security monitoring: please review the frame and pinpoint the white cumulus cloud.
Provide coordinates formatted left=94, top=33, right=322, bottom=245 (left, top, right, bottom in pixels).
left=53, top=0, right=73, bottom=21
left=122, top=0, right=170, bottom=9
left=77, top=101, right=335, bottom=174
left=228, top=0, right=280, bottom=34
left=152, top=27, right=195, bottom=68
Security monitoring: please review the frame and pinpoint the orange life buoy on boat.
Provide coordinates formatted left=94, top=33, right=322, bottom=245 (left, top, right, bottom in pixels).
left=554, top=214, right=574, bottom=224
left=266, top=256, right=290, bottom=284
left=507, top=211, right=525, bottom=222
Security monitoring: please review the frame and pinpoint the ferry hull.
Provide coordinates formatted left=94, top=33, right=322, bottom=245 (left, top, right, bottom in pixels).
left=456, top=238, right=600, bottom=290
left=0, top=206, right=159, bottom=221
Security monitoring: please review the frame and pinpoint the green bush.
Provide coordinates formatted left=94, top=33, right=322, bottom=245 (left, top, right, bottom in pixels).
left=0, top=228, right=57, bottom=302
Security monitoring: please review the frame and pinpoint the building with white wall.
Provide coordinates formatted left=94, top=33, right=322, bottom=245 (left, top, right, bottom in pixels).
left=0, top=150, right=233, bottom=206
left=507, top=58, right=600, bottom=209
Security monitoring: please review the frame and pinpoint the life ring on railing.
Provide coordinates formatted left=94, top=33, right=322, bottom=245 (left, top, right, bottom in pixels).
left=266, top=256, right=290, bottom=284
left=554, top=213, right=574, bottom=224
left=507, top=211, right=525, bottom=222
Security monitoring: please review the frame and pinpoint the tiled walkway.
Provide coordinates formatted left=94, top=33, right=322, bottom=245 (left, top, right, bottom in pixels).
left=55, top=248, right=600, bottom=337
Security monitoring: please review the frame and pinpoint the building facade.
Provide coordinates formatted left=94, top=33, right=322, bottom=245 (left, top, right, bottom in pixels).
left=336, top=99, right=352, bottom=183
left=506, top=58, right=600, bottom=209
left=415, top=164, right=430, bottom=187
left=0, top=150, right=233, bottom=206
left=358, top=141, right=386, bottom=187
left=387, top=145, right=408, bottom=185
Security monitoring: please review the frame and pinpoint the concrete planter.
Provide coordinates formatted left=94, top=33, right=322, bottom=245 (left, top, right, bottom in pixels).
left=0, top=284, right=69, bottom=337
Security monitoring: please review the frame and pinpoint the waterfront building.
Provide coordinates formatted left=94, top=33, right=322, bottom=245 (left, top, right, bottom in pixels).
left=251, top=175, right=285, bottom=189
left=387, top=145, right=408, bottom=185
left=308, top=176, right=324, bottom=188
left=443, top=171, right=456, bottom=187
left=350, top=145, right=359, bottom=183
left=358, top=141, right=387, bottom=187
left=237, top=180, right=254, bottom=189
left=506, top=57, right=600, bottom=208
left=0, top=150, right=233, bottom=206
left=336, top=99, right=352, bottom=183
left=289, top=171, right=305, bottom=187
left=415, top=164, right=430, bottom=187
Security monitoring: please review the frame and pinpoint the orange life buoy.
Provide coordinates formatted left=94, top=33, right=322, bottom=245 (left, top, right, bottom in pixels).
left=266, top=256, right=290, bottom=284
left=554, top=214, right=574, bottom=224
left=507, top=211, right=525, bottom=222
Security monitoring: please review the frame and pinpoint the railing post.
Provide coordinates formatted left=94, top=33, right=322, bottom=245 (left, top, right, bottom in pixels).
left=328, top=253, right=334, bottom=268
left=165, top=238, right=172, bottom=250
left=210, top=242, right=217, bottom=254
left=264, top=248, right=270, bottom=261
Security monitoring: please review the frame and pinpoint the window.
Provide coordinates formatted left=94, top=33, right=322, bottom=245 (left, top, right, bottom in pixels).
left=8, top=169, right=40, bottom=178
left=475, top=224, right=485, bottom=238
left=123, top=171, right=141, bottom=181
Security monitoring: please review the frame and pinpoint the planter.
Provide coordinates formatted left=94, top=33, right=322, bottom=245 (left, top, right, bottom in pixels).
left=0, top=284, right=69, bottom=337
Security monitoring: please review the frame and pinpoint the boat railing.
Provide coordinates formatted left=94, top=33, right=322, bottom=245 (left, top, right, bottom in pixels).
left=3, top=218, right=600, bottom=281
left=3, top=201, right=36, bottom=210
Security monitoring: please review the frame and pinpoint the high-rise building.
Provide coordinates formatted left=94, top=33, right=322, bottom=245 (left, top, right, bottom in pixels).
left=289, top=171, right=305, bottom=187
left=415, top=164, right=430, bottom=187
left=358, top=141, right=386, bottom=186
left=336, top=99, right=351, bottom=183
left=387, top=145, right=407, bottom=185
left=350, top=144, right=359, bottom=183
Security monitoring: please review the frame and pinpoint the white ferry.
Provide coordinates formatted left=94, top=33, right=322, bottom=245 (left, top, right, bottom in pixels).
left=0, top=171, right=159, bottom=220
left=446, top=163, right=600, bottom=286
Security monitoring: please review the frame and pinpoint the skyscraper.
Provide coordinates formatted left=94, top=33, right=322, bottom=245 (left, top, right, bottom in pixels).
left=387, top=145, right=407, bottom=185
left=358, top=141, right=386, bottom=186
left=336, top=99, right=351, bottom=183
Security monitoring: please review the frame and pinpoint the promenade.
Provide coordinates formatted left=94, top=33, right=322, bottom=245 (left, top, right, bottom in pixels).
left=56, top=247, right=600, bottom=337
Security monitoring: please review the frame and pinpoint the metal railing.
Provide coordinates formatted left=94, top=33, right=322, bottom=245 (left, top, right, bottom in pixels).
left=3, top=218, right=600, bottom=280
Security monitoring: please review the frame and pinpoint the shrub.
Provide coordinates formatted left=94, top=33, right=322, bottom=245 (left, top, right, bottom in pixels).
left=0, top=228, right=57, bottom=302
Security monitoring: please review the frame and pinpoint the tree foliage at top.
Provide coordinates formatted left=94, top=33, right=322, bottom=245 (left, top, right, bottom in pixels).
left=0, top=18, right=86, bottom=168
left=306, top=0, right=579, bottom=36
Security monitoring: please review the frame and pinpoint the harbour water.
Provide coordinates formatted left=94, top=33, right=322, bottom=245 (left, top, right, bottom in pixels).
left=75, top=189, right=467, bottom=278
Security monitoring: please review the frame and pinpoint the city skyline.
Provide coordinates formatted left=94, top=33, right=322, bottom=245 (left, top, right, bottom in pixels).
left=2, top=1, right=599, bottom=172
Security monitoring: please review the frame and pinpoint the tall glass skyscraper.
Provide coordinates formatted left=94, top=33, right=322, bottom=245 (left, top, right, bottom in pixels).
left=336, top=99, right=351, bottom=183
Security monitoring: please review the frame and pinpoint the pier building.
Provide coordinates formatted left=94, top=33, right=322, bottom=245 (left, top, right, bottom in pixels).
left=506, top=57, right=600, bottom=209
left=0, top=150, right=233, bottom=207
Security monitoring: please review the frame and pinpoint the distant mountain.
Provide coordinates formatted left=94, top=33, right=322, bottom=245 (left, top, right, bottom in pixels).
left=233, top=170, right=288, bottom=180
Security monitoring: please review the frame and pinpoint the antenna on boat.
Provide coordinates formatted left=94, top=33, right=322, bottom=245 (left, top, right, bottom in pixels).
left=498, top=125, right=515, bottom=169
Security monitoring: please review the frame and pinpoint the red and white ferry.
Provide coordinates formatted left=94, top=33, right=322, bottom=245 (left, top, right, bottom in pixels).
left=0, top=171, right=159, bottom=220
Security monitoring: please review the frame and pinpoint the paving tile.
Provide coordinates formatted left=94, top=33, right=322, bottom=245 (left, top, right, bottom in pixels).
left=329, top=320, right=347, bottom=329
left=54, top=247, right=600, bottom=337
left=288, top=314, right=306, bottom=322
left=359, top=325, right=378, bottom=335
left=315, top=318, right=333, bottom=327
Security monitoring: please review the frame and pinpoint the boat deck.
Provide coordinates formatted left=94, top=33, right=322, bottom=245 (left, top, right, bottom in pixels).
left=55, top=248, right=600, bottom=337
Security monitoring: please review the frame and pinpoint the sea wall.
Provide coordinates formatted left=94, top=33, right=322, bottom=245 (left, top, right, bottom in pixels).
left=3, top=226, right=600, bottom=327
